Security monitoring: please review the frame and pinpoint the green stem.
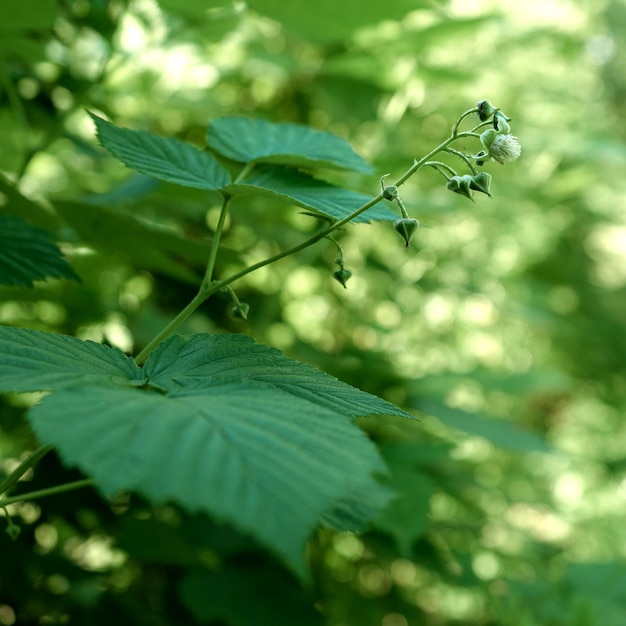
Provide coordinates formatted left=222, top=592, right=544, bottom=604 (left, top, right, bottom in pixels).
left=0, top=444, right=55, bottom=496
left=201, top=194, right=233, bottom=290
left=425, top=161, right=458, bottom=179
left=134, top=112, right=487, bottom=362
left=0, top=479, right=95, bottom=507
left=134, top=290, right=207, bottom=364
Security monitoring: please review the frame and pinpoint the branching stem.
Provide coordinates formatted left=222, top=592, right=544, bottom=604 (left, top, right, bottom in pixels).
left=135, top=110, right=488, bottom=362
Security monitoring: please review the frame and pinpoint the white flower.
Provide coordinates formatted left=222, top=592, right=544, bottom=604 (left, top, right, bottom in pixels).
left=490, top=134, right=521, bottom=164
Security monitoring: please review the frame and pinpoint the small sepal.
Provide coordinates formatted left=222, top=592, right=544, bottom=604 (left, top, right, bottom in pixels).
left=231, top=302, right=250, bottom=321
left=446, top=175, right=474, bottom=201
left=469, top=172, right=492, bottom=196
left=394, top=217, right=420, bottom=249
left=333, top=267, right=352, bottom=288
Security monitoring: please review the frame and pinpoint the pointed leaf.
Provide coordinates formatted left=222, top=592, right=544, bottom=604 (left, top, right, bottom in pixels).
left=0, top=215, right=80, bottom=287
left=0, top=326, right=144, bottom=392
left=29, top=381, right=389, bottom=577
left=225, top=167, right=399, bottom=223
left=143, top=333, right=412, bottom=419
left=208, top=117, right=373, bottom=173
left=54, top=200, right=240, bottom=284
left=415, top=399, right=552, bottom=453
left=90, top=113, right=231, bottom=190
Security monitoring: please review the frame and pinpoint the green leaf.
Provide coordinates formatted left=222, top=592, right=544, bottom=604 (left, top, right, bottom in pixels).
left=179, top=566, right=323, bottom=626
left=143, top=333, right=413, bottom=418
left=24, top=332, right=409, bottom=577
left=29, top=382, right=386, bottom=577
left=0, top=326, right=144, bottom=392
left=54, top=200, right=236, bottom=284
left=0, top=174, right=59, bottom=231
left=245, top=0, right=426, bottom=41
left=414, top=399, right=552, bottom=453
left=90, top=113, right=231, bottom=190
left=208, top=117, right=373, bottom=173
left=226, top=167, right=399, bottom=223
left=0, top=215, right=80, bottom=287
left=375, top=470, right=434, bottom=555
left=373, top=442, right=438, bottom=554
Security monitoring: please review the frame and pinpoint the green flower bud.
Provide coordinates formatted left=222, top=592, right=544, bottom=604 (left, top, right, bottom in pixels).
left=446, top=175, right=474, bottom=201
left=490, top=134, right=521, bottom=164
left=382, top=185, right=398, bottom=201
left=393, top=217, right=420, bottom=249
left=5, top=523, right=20, bottom=540
left=333, top=267, right=352, bottom=288
left=231, top=302, right=250, bottom=321
left=477, top=99, right=498, bottom=121
left=469, top=172, right=492, bottom=196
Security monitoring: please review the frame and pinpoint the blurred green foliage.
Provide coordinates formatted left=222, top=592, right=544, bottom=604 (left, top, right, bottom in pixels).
left=1, top=0, right=626, bottom=624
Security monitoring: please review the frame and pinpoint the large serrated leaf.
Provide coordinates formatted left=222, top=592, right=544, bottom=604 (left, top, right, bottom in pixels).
left=0, top=326, right=145, bottom=392
left=225, top=167, right=399, bottom=223
left=208, top=117, right=372, bottom=173
left=29, top=381, right=389, bottom=577
left=90, top=113, right=231, bottom=190
left=143, top=333, right=412, bottom=419
left=0, top=215, right=80, bottom=287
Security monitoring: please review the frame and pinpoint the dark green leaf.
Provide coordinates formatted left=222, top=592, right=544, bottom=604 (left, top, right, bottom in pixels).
left=208, top=117, right=372, bottom=173
left=0, top=215, right=80, bottom=287
left=414, top=399, right=552, bottom=453
left=226, top=167, right=399, bottom=223
left=24, top=332, right=408, bottom=577
left=90, top=113, right=231, bottom=190
left=54, top=200, right=234, bottom=284
left=0, top=175, right=59, bottom=231
left=29, top=381, right=387, bottom=577
left=143, top=333, right=413, bottom=418
left=0, top=326, right=145, bottom=392
left=180, top=566, right=323, bottom=626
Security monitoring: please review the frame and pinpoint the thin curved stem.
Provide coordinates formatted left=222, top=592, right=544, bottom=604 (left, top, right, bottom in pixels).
left=0, top=444, right=55, bottom=496
left=0, top=479, right=95, bottom=507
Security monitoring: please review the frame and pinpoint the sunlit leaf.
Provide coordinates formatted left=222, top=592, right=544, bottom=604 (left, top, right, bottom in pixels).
left=0, top=326, right=144, bottom=392
left=226, top=167, right=399, bottom=223
left=90, top=113, right=231, bottom=190
left=208, top=117, right=373, bottom=173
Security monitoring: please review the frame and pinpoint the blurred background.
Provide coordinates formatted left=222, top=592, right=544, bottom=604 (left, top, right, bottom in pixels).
left=1, top=0, right=626, bottom=624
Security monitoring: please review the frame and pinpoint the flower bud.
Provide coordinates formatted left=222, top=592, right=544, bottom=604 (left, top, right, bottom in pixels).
left=490, top=134, right=521, bottom=164
left=382, top=185, right=398, bottom=201
left=446, top=175, right=474, bottom=201
left=477, top=99, right=497, bottom=121
left=469, top=172, right=492, bottom=196
left=231, top=302, right=250, bottom=321
left=394, top=217, right=420, bottom=249
left=5, top=523, right=20, bottom=540
left=333, top=267, right=352, bottom=288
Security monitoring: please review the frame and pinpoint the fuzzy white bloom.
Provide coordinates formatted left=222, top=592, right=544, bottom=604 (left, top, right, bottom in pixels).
left=490, top=134, right=521, bottom=164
